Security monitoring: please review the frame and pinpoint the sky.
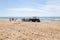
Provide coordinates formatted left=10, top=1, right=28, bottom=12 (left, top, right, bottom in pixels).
left=0, top=0, right=60, bottom=17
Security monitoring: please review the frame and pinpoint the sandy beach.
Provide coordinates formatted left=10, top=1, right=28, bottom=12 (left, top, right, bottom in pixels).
left=0, top=20, right=60, bottom=40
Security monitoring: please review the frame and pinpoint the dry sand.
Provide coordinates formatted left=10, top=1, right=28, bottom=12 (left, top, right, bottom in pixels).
left=0, top=20, right=60, bottom=40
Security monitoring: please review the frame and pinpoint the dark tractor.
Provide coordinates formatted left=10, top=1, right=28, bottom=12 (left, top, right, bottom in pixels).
left=31, top=19, right=40, bottom=22
left=29, top=17, right=40, bottom=22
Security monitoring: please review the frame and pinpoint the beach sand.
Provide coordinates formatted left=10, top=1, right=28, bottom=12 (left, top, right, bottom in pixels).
left=0, top=20, right=60, bottom=40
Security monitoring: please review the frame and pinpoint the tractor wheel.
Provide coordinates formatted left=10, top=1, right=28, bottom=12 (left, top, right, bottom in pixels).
left=37, top=20, right=40, bottom=22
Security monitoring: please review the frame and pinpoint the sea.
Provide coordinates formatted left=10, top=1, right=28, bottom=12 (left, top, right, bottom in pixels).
left=0, top=17, right=60, bottom=22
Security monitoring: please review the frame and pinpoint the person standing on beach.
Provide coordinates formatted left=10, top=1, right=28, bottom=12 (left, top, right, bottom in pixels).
left=9, top=18, right=11, bottom=22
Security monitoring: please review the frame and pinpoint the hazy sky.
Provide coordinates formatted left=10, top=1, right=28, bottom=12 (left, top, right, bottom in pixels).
left=0, top=0, right=60, bottom=17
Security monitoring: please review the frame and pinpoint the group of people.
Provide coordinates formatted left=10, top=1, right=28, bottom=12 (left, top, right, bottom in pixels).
left=9, top=18, right=16, bottom=22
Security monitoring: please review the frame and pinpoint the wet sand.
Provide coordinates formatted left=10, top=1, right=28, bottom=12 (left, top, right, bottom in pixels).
left=0, top=20, right=60, bottom=40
